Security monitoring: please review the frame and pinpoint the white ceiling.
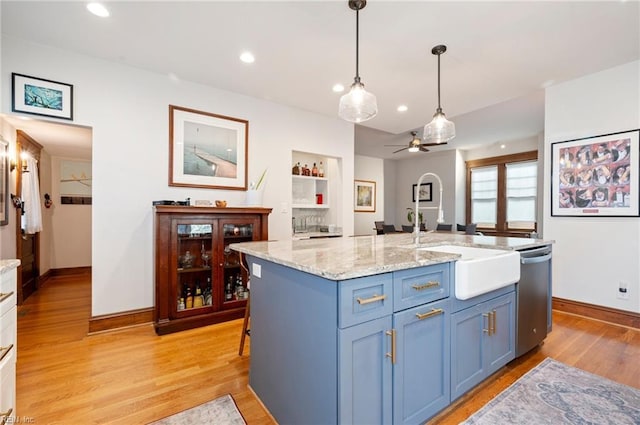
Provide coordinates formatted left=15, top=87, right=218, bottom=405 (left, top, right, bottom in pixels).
left=1, top=1, right=639, bottom=160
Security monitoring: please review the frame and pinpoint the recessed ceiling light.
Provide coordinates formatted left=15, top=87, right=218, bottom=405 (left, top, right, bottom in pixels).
left=500, top=144, right=506, bottom=149
left=240, top=52, right=255, bottom=64
left=87, top=2, right=110, bottom=18
left=332, top=84, right=345, bottom=93
left=397, top=105, right=408, bottom=112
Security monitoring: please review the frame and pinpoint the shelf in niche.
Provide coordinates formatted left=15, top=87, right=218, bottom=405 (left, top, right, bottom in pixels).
left=292, top=204, right=329, bottom=209
left=292, top=175, right=328, bottom=182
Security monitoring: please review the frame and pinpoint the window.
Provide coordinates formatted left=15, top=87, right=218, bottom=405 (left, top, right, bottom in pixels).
left=466, top=151, right=538, bottom=235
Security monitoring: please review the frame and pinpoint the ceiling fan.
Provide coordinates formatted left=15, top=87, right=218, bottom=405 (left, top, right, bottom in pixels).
left=386, top=131, right=447, bottom=154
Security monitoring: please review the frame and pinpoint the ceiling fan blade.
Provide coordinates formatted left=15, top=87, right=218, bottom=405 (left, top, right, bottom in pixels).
left=393, top=146, right=409, bottom=153
left=419, top=146, right=430, bottom=152
left=420, top=142, right=448, bottom=148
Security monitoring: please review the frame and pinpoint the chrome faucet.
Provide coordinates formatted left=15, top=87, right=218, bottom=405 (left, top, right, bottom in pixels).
left=414, top=172, right=445, bottom=246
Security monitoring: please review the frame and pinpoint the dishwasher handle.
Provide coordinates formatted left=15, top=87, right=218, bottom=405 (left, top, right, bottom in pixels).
left=521, top=253, right=552, bottom=264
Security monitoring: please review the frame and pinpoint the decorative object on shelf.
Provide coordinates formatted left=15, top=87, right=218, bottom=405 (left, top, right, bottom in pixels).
left=215, top=200, right=227, bottom=208
left=318, top=161, right=325, bottom=177
left=338, top=0, right=377, bottom=123
left=354, top=179, right=376, bottom=212
left=412, top=182, right=433, bottom=202
left=312, top=163, right=319, bottom=177
left=0, top=138, right=8, bottom=226
left=386, top=131, right=447, bottom=154
left=11, top=73, right=74, bottom=120
left=169, top=105, right=248, bottom=190
left=423, top=45, right=456, bottom=144
left=179, top=251, right=194, bottom=269
left=246, top=168, right=267, bottom=206
left=194, top=199, right=213, bottom=206
left=551, top=128, right=639, bottom=217
left=200, top=242, right=211, bottom=268
left=292, top=162, right=301, bottom=175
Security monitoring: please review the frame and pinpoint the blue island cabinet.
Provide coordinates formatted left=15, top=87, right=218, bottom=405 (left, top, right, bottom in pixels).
left=247, top=255, right=452, bottom=425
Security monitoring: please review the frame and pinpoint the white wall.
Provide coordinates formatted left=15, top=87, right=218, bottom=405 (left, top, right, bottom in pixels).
left=544, top=60, right=640, bottom=313
left=2, top=36, right=354, bottom=316
left=0, top=118, right=16, bottom=259
left=394, top=150, right=458, bottom=230
left=354, top=155, right=384, bottom=235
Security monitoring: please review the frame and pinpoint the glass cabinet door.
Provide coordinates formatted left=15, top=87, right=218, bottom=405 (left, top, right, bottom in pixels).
left=175, top=222, right=215, bottom=316
left=220, top=221, right=255, bottom=308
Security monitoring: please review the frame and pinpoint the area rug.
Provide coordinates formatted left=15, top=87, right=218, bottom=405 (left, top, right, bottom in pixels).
left=461, top=357, right=640, bottom=425
left=149, top=394, right=246, bottom=425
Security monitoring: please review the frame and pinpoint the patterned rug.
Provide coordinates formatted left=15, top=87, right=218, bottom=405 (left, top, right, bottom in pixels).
left=462, top=357, right=640, bottom=425
left=149, top=394, right=246, bottom=425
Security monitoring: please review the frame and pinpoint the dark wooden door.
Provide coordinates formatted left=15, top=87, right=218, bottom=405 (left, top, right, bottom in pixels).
left=15, top=130, right=43, bottom=305
left=20, top=232, right=39, bottom=301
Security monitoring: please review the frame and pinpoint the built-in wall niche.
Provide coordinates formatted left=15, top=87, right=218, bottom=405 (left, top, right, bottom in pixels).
left=291, top=150, right=342, bottom=232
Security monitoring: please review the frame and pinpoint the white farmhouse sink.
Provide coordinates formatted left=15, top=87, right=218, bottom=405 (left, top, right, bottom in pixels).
left=418, top=245, right=520, bottom=300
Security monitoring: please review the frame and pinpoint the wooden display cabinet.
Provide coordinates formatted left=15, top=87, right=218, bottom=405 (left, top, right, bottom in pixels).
left=154, top=205, right=271, bottom=334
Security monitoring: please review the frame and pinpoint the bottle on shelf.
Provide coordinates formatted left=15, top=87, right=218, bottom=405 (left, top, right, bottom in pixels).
left=318, top=161, right=325, bottom=177
left=292, top=162, right=301, bottom=175
left=225, top=276, right=234, bottom=301
left=302, top=164, right=310, bottom=176
left=185, top=285, right=194, bottom=309
left=204, top=279, right=212, bottom=306
left=193, top=281, right=204, bottom=308
left=177, top=296, right=185, bottom=311
left=312, top=163, right=318, bottom=177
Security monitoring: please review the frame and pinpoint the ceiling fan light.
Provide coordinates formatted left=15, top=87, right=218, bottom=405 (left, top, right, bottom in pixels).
left=339, top=80, right=378, bottom=123
left=424, top=110, right=455, bottom=143
left=408, top=146, right=420, bottom=153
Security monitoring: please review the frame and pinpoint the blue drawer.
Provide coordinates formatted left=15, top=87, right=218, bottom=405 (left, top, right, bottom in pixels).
left=339, top=273, right=393, bottom=328
left=393, top=263, right=450, bottom=312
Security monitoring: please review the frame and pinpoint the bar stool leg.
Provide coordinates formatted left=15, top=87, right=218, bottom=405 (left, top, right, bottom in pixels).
left=238, top=297, right=250, bottom=356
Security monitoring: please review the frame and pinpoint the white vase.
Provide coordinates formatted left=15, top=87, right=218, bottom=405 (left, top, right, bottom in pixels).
left=245, top=189, right=263, bottom=206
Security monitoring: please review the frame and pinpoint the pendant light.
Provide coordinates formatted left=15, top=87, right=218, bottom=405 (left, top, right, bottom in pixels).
left=423, top=45, right=455, bottom=143
left=339, top=0, right=377, bottom=123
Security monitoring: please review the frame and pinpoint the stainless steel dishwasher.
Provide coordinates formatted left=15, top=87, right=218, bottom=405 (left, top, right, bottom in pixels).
left=516, top=245, right=552, bottom=357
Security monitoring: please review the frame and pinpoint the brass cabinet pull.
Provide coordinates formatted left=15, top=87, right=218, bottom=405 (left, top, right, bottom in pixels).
left=0, top=408, right=13, bottom=425
left=385, top=329, right=396, bottom=364
left=0, top=344, right=13, bottom=363
left=415, top=308, right=444, bottom=320
left=0, top=292, right=13, bottom=304
left=483, top=313, right=490, bottom=334
left=491, top=310, right=497, bottom=335
left=411, top=281, right=440, bottom=291
left=356, top=293, right=387, bottom=305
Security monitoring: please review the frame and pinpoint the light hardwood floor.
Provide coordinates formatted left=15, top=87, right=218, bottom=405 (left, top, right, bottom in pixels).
left=17, top=271, right=640, bottom=424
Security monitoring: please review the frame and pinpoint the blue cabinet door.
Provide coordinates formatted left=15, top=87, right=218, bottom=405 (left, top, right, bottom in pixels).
left=393, top=298, right=450, bottom=425
left=339, top=316, right=393, bottom=425
left=484, top=292, right=515, bottom=375
left=450, top=304, right=484, bottom=401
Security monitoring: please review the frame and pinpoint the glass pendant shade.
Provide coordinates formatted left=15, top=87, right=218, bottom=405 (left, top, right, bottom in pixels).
left=339, top=80, right=378, bottom=123
left=407, top=146, right=420, bottom=153
left=424, top=109, right=455, bottom=144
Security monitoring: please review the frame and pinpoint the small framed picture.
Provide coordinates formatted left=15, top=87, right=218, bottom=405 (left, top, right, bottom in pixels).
left=12, top=73, right=74, bottom=120
left=412, top=182, right=432, bottom=202
left=354, top=180, right=376, bottom=212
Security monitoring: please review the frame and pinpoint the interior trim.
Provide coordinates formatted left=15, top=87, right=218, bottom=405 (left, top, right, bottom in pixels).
left=552, top=297, right=639, bottom=329
left=88, top=308, right=153, bottom=334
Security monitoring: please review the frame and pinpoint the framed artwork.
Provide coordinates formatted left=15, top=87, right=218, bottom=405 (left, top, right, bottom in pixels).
left=354, top=180, right=376, bottom=212
left=12, top=73, right=74, bottom=120
left=60, top=160, right=92, bottom=205
left=0, top=138, right=8, bottom=225
left=551, top=129, right=639, bottom=217
left=412, top=182, right=433, bottom=202
left=169, top=105, right=248, bottom=190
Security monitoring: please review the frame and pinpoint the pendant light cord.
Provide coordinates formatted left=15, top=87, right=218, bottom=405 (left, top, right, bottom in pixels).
left=355, top=8, right=360, bottom=81
left=437, top=52, right=441, bottom=111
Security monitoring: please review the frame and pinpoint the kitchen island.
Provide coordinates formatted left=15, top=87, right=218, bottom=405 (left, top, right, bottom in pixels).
left=231, top=232, right=551, bottom=425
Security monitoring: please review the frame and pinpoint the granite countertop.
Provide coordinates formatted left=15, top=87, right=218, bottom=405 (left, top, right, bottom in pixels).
left=0, top=259, right=21, bottom=275
left=230, top=232, right=552, bottom=281
left=292, top=231, right=343, bottom=240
